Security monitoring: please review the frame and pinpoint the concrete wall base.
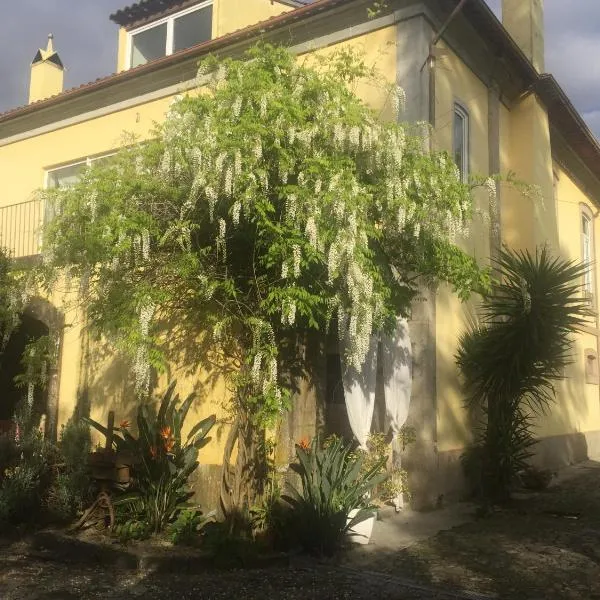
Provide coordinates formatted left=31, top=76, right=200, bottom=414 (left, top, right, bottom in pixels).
left=425, top=429, right=600, bottom=509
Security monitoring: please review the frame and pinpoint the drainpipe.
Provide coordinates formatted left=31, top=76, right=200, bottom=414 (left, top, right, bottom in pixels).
left=423, top=0, right=469, bottom=125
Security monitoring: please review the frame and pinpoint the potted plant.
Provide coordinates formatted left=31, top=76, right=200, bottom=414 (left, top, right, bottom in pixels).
left=284, top=436, right=386, bottom=554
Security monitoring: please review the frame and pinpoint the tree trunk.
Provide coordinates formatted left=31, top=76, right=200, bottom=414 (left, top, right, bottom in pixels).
left=219, top=402, right=266, bottom=517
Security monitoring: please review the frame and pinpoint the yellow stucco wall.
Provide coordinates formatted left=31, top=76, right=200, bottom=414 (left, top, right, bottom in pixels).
left=431, top=42, right=599, bottom=455
left=0, top=23, right=397, bottom=467
left=544, top=163, right=600, bottom=439
left=116, top=0, right=293, bottom=72
left=433, top=43, right=490, bottom=453
left=3, top=1, right=600, bottom=475
left=213, top=0, right=292, bottom=38
left=502, top=94, right=556, bottom=253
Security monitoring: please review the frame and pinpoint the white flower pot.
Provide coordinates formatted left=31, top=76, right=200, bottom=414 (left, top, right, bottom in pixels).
left=347, top=508, right=377, bottom=544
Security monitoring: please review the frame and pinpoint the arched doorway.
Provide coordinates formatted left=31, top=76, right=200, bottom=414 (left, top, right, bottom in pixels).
left=0, top=313, right=49, bottom=424
left=0, top=297, right=64, bottom=439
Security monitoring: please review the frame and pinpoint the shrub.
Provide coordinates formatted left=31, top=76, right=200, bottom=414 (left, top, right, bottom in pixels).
left=0, top=404, right=56, bottom=528
left=169, top=507, right=215, bottom=546
left=249, top=473, right=292, bottom=550
left=202, top=509, right=260, bottom=567
left=85, top=381, right=215, bottom=534
left=0, top=433, right=19, bottom=482
left=283, top=436, right=386, bottom=556
left=357, top=433, right=411, bottom=505
left=46, top=420, right=93, bottom=521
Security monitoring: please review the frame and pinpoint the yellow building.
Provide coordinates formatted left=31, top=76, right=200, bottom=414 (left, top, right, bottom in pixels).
left=1, top=0, right=600, bottom=508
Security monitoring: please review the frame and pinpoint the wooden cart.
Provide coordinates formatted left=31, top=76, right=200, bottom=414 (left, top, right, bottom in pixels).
left=72, top=411, right=133, bottom=530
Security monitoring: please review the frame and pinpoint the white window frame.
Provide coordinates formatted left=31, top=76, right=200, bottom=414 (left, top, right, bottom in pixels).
left=44, top=153, right=116, bottom=189
left=453, top=102, right=470, bottom=183
left=125, top=0, right=213, bottom=69
left=581, top=204, right=595, bottom=303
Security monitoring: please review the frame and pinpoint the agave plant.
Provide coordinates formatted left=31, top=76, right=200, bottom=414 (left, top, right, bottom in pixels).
left=85, top=381, right=215, bottom=533
left=457, top=247, right=589, bottom=502
left=283, top=436, right=387, bottom=555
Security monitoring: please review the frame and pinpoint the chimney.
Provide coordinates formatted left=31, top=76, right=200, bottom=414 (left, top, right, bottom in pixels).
left=29, top=34, right=64, bottom=104
left=502, top=0, right=545, bottom=72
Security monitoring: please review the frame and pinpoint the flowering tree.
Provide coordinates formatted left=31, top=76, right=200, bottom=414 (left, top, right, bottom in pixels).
left=0, top=248, right=25, bottom=347
left=39, top=45, right=489, bottom=511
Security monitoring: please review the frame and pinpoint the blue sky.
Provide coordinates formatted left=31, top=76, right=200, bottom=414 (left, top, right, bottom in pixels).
left=0, top=0, right=598, bottom=137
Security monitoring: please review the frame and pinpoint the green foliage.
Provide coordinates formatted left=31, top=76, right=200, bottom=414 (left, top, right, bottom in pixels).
left=112, top=511, right=152, bottom=543
left=0, top=402, right=57, bottom=528
left=364, top=432, right=411, bottom=502
left=0, top=246, right=26, bottom=350
left=283, top=436, right=387, bottom=555
left=457, top=247, right=589, bottom=503
left=168, top=507, right=215, bottom=545
left=46, top=420, right=93, bottom=521
left=39, top=43, right=489, bottom=507
left=84, top=382, right=215, bottom=533
left=201, top=508, right=257, bottom=567
left=250, top=475, right=283, bottom=535
left=14, top=335, right=58, bottom=391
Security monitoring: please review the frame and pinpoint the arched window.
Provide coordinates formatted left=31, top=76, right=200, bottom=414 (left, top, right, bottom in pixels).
left=581, top=204, right=595, bottom=302
left=453, top=103, right=469, bottom=182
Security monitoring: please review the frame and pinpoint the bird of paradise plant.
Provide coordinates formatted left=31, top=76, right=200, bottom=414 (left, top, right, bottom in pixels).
left=84, top=381, right=215, bottom=533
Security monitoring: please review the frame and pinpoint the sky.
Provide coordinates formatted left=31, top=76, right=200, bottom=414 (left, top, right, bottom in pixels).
left=0, top=0, right=598, bottom=138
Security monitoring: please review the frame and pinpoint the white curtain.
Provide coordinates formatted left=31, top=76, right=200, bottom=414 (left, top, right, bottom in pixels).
left=340, top=336, right=378, bottom=450
left=381, top=317, right=412, bottom=437
left=340, top=318, right=412, bottom=455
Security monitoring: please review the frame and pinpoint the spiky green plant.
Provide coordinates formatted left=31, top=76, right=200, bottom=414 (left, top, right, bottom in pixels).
left=457, top=247, right=590, bottom=503
left=283, top=436, right=386, bottom=555
left=85, top=381, right=215, bottom=533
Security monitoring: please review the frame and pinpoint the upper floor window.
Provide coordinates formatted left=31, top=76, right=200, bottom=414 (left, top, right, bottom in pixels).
left=581, top=205, right=595, bottom=300
left=453, top=103, right=469, bottom=182
left=46, top=155, right=113, bottom=189
left=128, top=1, right=213, bottom=69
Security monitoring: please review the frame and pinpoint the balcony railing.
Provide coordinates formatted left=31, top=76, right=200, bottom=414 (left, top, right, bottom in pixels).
left=0, top=198, right=44, bottom=259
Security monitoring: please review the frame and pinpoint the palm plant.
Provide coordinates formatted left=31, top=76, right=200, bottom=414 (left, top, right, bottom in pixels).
left=457, top=247, right=590, bottom=502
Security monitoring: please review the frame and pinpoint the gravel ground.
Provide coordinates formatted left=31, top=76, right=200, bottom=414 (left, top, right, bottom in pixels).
left=0, top=551, right=473, bottom=600
left=4, top=463, right=600, bottom=599
left=345, top=461, right=600, bottom=600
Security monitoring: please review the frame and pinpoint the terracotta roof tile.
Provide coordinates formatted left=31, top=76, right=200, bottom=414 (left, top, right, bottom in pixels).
left=0, top=0, right=334, bottom=122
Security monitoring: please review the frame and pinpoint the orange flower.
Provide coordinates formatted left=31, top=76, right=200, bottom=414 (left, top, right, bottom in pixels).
left=163, top=437, right=175, bottom=453
left=120, top=420, right=130, bottom=429
left=160, top=426, right=172, bottom=440
left=298, top=437, right=311, bottom=450
left=149, top=445, right=158, bottom=459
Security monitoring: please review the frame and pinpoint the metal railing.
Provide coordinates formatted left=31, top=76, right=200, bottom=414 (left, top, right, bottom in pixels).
left=0, top=198, right=44, bottom=258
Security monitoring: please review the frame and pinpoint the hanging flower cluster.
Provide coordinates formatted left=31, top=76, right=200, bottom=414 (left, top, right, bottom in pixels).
left=40, top=44, right=487, bottom=413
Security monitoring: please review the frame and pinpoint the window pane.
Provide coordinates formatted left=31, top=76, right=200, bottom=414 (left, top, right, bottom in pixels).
left=173, top=6, right=213, bottom=53
left=583, top=215, right=590, bottom=238
left=131, top=23, right=167, bottom=67
left=453, top=111, right=465, bottom=179
left=582, top=215, right=593, bottom=294
left=47, top=163, right=86, bottom=188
